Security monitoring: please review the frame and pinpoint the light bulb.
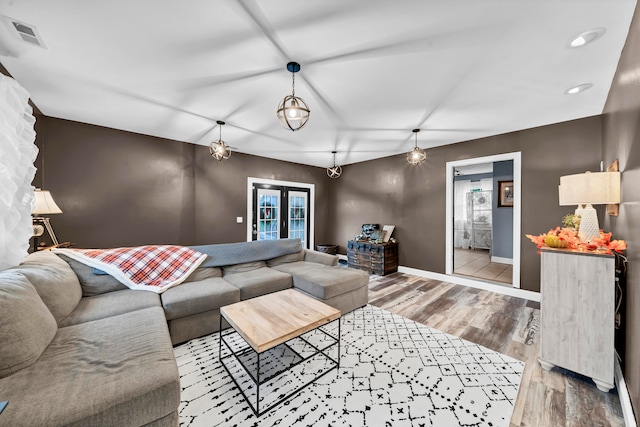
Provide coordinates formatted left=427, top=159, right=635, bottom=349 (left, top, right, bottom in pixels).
left=288, top=107, right=299, bottom=118
left=565, top=83, right=592, bottom=95
left=569, top=29, right=606, bottom=49
left=570, top=36, right=586, bottom=47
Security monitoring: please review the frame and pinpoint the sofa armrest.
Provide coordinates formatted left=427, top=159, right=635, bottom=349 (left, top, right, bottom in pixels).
left=304, top=249, right=339, bottom=266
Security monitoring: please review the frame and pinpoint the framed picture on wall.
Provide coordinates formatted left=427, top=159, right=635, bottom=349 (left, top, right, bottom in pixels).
left=498, top=180, right=514, bottom=207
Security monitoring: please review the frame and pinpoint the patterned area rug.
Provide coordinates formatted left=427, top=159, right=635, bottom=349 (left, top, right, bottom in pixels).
left=175, top=305, right=524, bottom=426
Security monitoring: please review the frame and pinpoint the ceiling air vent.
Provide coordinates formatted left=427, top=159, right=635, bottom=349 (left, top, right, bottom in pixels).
left=2, top=16, right=46, bottom=49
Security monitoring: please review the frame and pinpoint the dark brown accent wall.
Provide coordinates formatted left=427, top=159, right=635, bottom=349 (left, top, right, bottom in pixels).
left=327, top=117, right=603, bottom=293
left=40, top=113, right=600, bottom=292
left=34, top=94, right=600, bottom=291
left=192, top=145, right=330, bottom=246
left=35, top=117, right=330, bottom=249
left=602, top=3, right=640, bottom=420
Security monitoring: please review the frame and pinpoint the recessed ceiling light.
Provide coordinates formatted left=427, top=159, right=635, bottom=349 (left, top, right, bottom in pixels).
left=565, top=83, right=593, bottom=95
left=569, top=28, right=606, bottom=48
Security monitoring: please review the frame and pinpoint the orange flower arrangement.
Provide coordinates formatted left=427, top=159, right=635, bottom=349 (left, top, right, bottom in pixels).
left=591, top=231, right=627, bottom=254
left=526, top=227, right=626, bottom=255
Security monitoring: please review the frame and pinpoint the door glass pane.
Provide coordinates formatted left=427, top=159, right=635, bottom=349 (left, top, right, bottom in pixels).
left=258, top=189, right=280, bottom=241
left=288, top=191, right=307, bottom=248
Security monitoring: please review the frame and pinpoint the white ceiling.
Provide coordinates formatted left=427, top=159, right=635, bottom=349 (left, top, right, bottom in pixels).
left=0, top=1, right=636, bottom=168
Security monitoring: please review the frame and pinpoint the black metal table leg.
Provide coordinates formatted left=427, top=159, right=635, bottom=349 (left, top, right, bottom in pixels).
left=337, top=317, right=341, bottom=369
left=256, top=352, right=261, bottom=415
left=219, top=315, right=222, bottom=362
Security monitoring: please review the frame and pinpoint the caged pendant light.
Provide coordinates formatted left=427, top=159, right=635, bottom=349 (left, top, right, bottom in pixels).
left=209, top=120, right=231, bottom=161
left=327, top=151, right=342, bottom=179
left=277, top=62, right=310, bottom=131
left=407, top=128, right=426, bottom=166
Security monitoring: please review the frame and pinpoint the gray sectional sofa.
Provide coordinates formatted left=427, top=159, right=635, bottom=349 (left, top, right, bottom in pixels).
left=0, top=239, right=368, bottom=426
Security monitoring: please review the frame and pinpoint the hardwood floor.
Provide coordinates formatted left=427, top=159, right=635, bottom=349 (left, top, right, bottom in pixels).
left=367, top=272, right=625, bottom=427
left=454, top=247, right=513, bottom=284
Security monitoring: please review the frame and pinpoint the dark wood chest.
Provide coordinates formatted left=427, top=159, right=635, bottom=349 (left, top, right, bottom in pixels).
left=347, top=240, right=398, bottom=276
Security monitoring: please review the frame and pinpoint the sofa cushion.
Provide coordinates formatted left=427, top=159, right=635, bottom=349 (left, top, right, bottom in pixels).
left=58, top=289, right=161, bottom=327
left=57, top=253, right=127, bottom=296
left=222, top=261, right=267, bottom=275
left=184, top=266, right=222, bottom=283
left=0, top=270, right=58, bottom=379
left=266, top=249, right=305, bottom=267
left=272, top=262, right=369, bottom=300
left=167, top=309, right=225, bottom=346
left=14, top=250, right=82, bottom=323
left=303, top=249, right=339, bottom=266
left=192, top=238, right=302, bottom=267
left=161, top=277, right=240, bottom=320
left=223, top=267, right=293, bottom=299
left=296, top=285, right=368, bottom=315
left=0, top=306, right=179, bottom=426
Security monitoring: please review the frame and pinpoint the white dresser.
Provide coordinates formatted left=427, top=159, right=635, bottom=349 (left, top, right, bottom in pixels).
left=538, top=248, right=615, bottom=392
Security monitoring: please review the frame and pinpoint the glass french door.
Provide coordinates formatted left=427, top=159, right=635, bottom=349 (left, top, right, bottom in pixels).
left=252, top=184, right=310, bottom=249
left=256, top=188, right=281, bottom=241
left=287, top=191, right=308, bottom=248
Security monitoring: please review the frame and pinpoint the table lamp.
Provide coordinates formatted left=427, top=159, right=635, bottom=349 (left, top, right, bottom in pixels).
left=558, top=171, right=620, bottom=241
left=32, top=188, right=62, bottom=247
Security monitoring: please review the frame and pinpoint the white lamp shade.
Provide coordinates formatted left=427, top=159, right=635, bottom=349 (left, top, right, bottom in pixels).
left=32, top=189, right=62, bottom=215
left=558, top=171, right=620, bottom=205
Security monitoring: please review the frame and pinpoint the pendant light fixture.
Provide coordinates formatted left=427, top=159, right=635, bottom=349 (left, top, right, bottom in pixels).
left=407, top=128, right=426, bottom=166
left=209, top=120, right=231, bottom=161
left=327, top=150, right=342, bottom=179
left=277, top=62, right=310, bottom=131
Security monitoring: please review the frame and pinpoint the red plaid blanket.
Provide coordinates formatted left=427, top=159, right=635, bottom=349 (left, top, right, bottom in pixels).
left=54, top=245, right=207, bottom=293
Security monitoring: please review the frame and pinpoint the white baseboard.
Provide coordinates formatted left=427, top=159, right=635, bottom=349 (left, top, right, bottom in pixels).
left=491, top=256, right=513, bottom=265
left=615, top=353, right=637, bottom=427
left=397, top=266, right=540, bottom=302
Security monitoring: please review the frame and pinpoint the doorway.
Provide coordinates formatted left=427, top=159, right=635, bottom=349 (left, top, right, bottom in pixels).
left=246, top=178, right=315, bottom=249
left=451, top=164, right=512, bottom=284
left=445, top=153, right=521, bottom=288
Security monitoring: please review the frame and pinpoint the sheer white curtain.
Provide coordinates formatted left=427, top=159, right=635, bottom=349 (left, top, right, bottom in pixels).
left=0, top=74, right=38, bottom=270
left=453, top=178, right=492, bottom=248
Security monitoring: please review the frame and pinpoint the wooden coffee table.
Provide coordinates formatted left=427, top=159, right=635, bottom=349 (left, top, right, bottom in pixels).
left=219, top=289, right=341, bottom=416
